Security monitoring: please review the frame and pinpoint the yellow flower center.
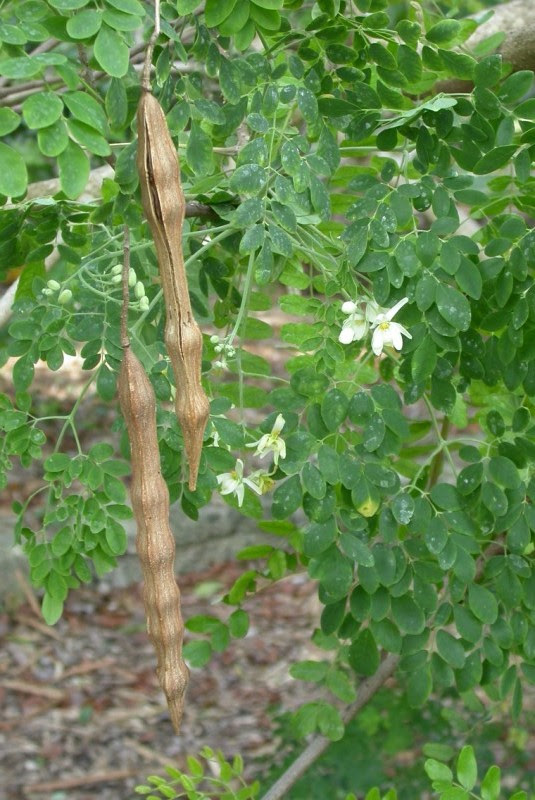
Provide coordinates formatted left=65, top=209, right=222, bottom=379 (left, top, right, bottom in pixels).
left=379, top=322, right=390, bottom=330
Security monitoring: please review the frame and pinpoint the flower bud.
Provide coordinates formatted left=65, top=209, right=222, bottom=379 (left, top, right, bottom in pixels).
left=58, top=289, right=72, bottom=304
left=134, top=281, right=145, bottom=299
left=111, top=274, right=122, bottom=284
left=128, top=268, right=137, bottom=287
left=47, top=279, right=61, bottom=291
left=139, top=296, right=150, bottom=311
left=210, top=334, right=220, bottom=344
left=214, top=344, right=223, bottom=353
left=111, top=264, right=123, bottom=275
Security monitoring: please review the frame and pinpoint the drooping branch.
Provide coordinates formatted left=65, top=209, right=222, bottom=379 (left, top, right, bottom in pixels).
left=260, top=654, right=399, bottom=800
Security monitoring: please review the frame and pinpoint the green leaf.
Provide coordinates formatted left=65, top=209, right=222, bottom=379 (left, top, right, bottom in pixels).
left=317, top=703, right=344, bottom=741
left=249, top=3, right=280, bottom=30
left=457, top=746, right=477, bottom=791
left=436, top=629, right=465, bottom=670
left=481, top=765, right=501, bottom=800
left=348, top=629, right=379, bottom=676
left=473, top=146, right=517, bottom=175
left=105, top=0, right=144, bottom=13
left=0, top=108, right=21, bottom=136
left=66, top=8, right=102, bottom=38
left=105, top=519, right=127, bottom=554
left=106, top=77, right=128, bottom=128
left=363, top=413, right=385, bottom=452
left=0, top=143, right=28, bottom=197
left=412, top=336, right=436, bottom=383
left=67, top=119, right=112, bottom=156
left=391, top=493, right=415, bottom=525
left=94, top=24, right=129, bottom=77
left=0, top=57, right=42, bottom=79
left=488, top=456, right=520, bottom=489
left=290, top=660, right=328, bottom=682
left=44, top=453, right=71, bottom=472
left=50, top=0, right=89, bottom=9
left=63, top=92, right=108, bottom=135
left=41, top=592, right=64, bottom=625
left=38, top=120, right=69, bottom=157
left=102, top=8, right=142, bottom=29
left=230, top=164, right=267, bottom=195
left=391, top=594, right=425, bottom=634
left=58, top=141, right=90, bottom=199
left=228, top=609, right=249, bottom=638
left=304, top=519, right=337, bottom=556
left=186, top=122, right=214, bottom=175
left=51, top=527, right=73, bottom=557
left=205, top=0, right=238, bottom=26
left=177, top=0, right=201, bottom=11
left=183, top=640, right=212, bottom=667
left=436, top=284, right=471, bottom=331
left=468, top=584, right=498, bottom=624
left=424, top=759, right=453, bottom=782
left=321, top=389, right=348, bottom=432
left=426, top=19, right=460, bottom=44
left=301, top=462, right=326, bottom=499
left=406, top=663, right=432, bottom=706
left=272, top=475, right=302, bottom=519
left=297, top=87, right=318, bottom=124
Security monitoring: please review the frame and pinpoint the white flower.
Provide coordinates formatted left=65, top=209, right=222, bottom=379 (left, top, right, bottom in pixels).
left=339, top=300, right=368, bottom=344
left=246, top=413, right=286, bottom=465
left=216, top=459, right=262, bottom=507
left=370, top=297, right=412, bottom=356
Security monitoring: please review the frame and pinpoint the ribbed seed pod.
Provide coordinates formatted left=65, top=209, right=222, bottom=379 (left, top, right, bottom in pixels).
left=137, top=89, right=210, bottom=491
left=118, top=345, right=189, bottom=732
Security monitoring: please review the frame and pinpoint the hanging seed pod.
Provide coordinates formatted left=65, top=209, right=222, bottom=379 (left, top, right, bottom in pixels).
left=118, top=344, right=189, bottom=732
left=137, top=90, right=209, bottom=491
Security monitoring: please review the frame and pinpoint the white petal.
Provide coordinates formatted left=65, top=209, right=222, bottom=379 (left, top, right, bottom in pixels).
left=370, top=312, right=387, bottom=328
left=219, top=476, right=238, bottom=494
left=366, top=301, right=381, bottom=322
left=235, top=483, right=244, bottom=506
left=272, top=414, right=285, bottom=434
left=339, top=324, right=356, bottom=344
left=341, top=300, right=358, bottom=314
left=235, top=458, right=244, bottom=478
left=398, top=324, right=412, bottom=340
left=243, top=476, right=263, bottom=495
left=390, top=324, right=404, bottom=351
left=371, top=328, right=384, bottom=356
left=386, top=296, right=409, bottom=321
left=352, top=320, right=367, bottom=340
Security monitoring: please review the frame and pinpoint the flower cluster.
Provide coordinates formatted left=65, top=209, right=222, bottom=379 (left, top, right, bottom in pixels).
left=210, top=335, right=236, bottom=370
left=215, top=415, right=286, bottom=506
left=339, top=296, right=411, bottom=356
left=42, top=279, right=72, bottom=305
left=111, top=264, right=150, bottom=311
left=216, top=459, right=273, bottom=507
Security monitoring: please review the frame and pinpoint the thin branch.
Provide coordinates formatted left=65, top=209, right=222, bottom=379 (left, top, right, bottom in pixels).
left=142, top=0, right=161, bottom=91
left=120, top=225, right=131, bottom=349
left=260, top=654, right=399, bottom=800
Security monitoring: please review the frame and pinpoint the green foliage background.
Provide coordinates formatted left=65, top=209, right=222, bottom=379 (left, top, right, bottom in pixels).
left=0, top=0, right=534, bottom=795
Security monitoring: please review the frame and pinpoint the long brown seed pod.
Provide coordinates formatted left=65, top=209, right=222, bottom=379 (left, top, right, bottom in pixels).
left=118, top=228, right=189, bottom=733
left=136, top=90, right=210, bottom=491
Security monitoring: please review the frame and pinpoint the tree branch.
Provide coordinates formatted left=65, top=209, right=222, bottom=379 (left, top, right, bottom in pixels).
left=260, top=654, right=399, bottom=800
